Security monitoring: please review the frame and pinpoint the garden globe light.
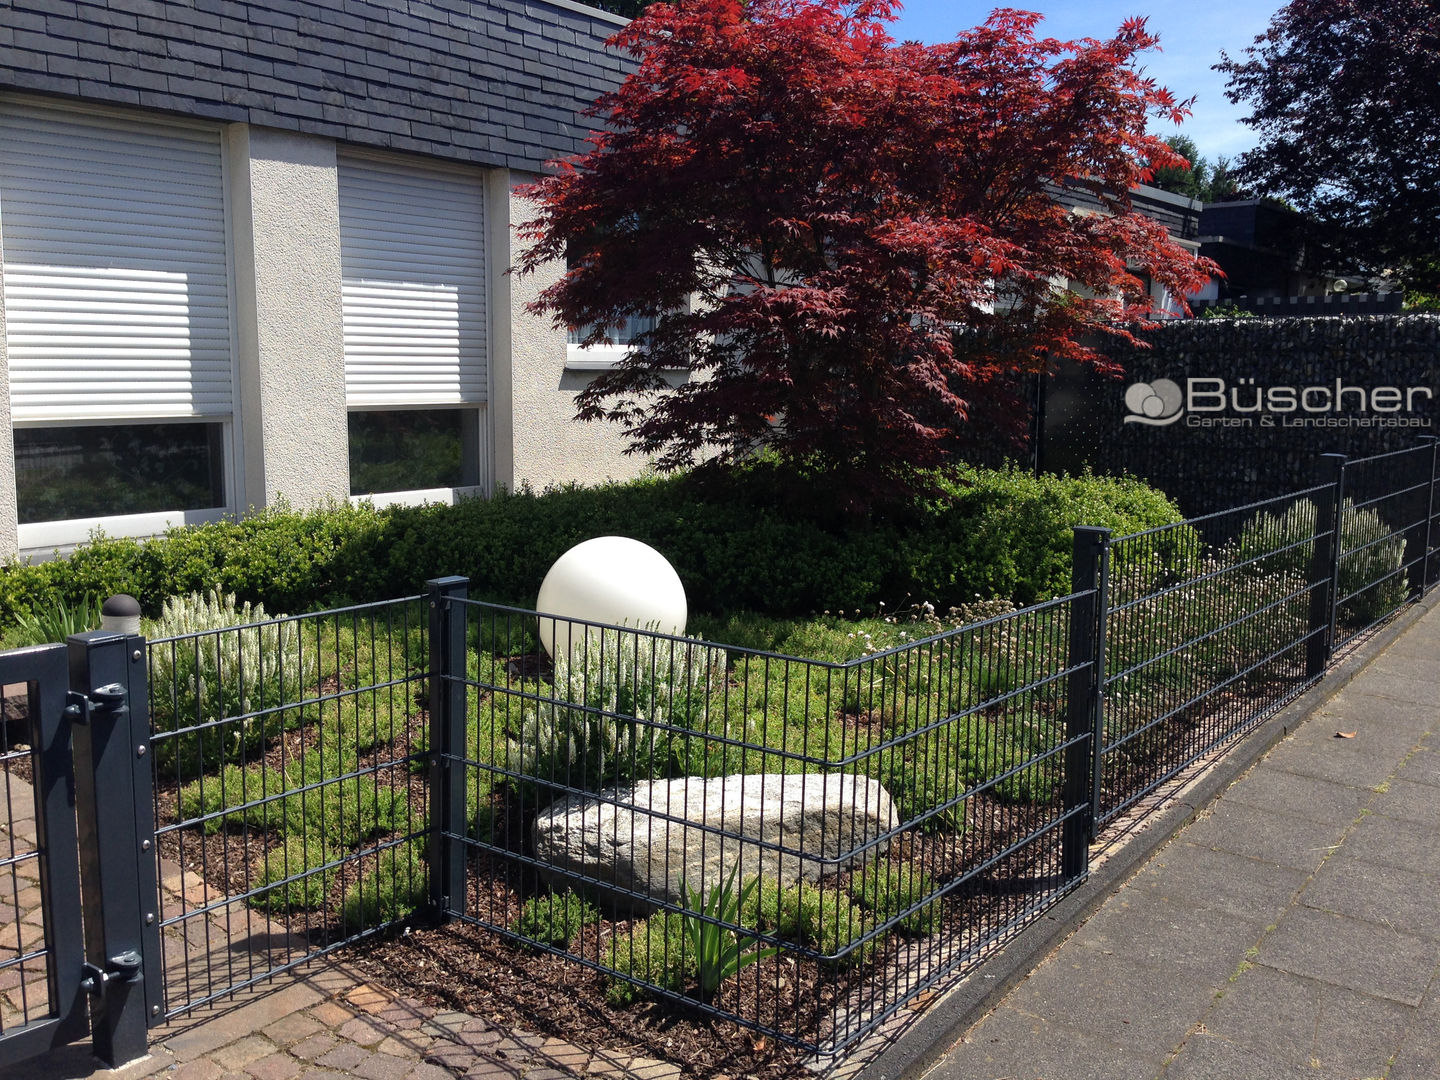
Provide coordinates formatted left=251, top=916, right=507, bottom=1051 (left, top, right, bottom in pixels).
left=536, top=536, right=687, bottom=662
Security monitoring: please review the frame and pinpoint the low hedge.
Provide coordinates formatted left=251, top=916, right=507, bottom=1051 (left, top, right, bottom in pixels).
left=0, top=462, right=1183, bottom=625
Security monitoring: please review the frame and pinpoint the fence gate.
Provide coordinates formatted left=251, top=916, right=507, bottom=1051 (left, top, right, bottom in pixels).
left=0, top=644, right=88, bottom=1069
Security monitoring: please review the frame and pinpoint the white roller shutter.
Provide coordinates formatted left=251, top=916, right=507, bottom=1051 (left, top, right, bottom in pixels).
left=338, top=154, right=487, bottom=406
left=0, top=100, right=232, bottom=422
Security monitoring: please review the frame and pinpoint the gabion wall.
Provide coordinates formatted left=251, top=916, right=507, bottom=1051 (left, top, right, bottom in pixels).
left=1041, top=314, right=1440, bottom=516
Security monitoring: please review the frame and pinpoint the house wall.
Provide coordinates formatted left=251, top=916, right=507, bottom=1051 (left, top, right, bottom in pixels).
left=499, top=177, right=658, bottom=490
left=0, top=1, right=663, bottom=558
left=228, top=125, right=350, bottom=510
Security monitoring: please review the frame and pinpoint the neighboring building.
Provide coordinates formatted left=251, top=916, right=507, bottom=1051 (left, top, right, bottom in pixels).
left=0, top=0, right=659, bottom=559
left=1192, top=198, right=1401, bottom=315
left=1055, top=181, right=1207, bottom=317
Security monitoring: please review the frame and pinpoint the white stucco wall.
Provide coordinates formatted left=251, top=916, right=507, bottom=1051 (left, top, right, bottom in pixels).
left=227, top=124, right=349, bottom=510
left=497, top=175, right=662, bottom=492
left=0, top=231, right=17, bottom=561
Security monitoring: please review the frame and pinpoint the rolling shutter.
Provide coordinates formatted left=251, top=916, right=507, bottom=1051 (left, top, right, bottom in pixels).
left=0, top=100, right=232, bottom=422
left=337, top=154, right=487, bottom=406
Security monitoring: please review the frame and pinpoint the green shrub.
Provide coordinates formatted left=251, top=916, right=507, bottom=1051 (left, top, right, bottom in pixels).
left=850, top=862, right=941, bottom=936
left=178, top=742, right=408, bottom=843
left=146, top=590, right=314, bottom=774
left=735, top=878, right=878, bottom=967
left=1237, top=497, right=1408, bottom=625
left=254, top=833, right=335, bottom=911
left=606, top=912, right=695, bottom=1004
left=514, top=890, right=601, bottom=948
left=742, top=879, right=824, bottom=942
left=911, top=466, right=1186, bottom=605
left=3, top=591, right=102, bottom=647
left=505, top=630, right=723, bottom=800
left=0, top=462, right=1184, bottom=626
left=340, top=841, right=428, bottom=928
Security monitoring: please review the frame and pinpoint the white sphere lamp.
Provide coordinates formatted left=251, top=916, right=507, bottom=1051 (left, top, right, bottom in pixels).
left=536, top=536, right=688, bottom=661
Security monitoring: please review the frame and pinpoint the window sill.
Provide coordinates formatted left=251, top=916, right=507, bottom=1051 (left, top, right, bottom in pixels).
left=349, top=485, right=487, bottom=510
left=19, top=506, right=229, bottom=558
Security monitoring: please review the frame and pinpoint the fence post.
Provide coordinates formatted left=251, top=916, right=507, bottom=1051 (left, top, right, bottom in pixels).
left=1307, top=453, right=1347, bottom=677
left=1403, top=438, right=1438, bottom=598
left=67, top=625, right=161, bottom=1067
left=1421, top=437, right=1439, bottom=593
left=1064, top=526, right=1110, bottom=876
left=427, top=576, right=469, bottom=921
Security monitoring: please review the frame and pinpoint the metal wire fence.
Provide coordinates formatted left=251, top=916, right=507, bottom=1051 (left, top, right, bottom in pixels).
left=146, top=596, right=430, bottom=1019
left=52, top=436, right=1430, bottom=1056
left=446, top=590, right=1091, bottom=1053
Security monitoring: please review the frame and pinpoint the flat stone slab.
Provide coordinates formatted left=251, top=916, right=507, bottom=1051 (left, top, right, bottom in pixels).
left=532, top=772, right=897, bottom=914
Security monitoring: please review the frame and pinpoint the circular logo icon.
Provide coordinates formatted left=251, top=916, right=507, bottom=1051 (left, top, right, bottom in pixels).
left=1123, top=379, right=1183, bottom=425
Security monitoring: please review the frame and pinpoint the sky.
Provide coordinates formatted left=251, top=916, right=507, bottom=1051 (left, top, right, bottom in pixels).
left=887, top=1, right=1279, bottom=163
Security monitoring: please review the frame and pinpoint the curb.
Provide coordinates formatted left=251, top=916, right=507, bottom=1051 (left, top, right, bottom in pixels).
left=862, top=592, right=1438, bottom=1080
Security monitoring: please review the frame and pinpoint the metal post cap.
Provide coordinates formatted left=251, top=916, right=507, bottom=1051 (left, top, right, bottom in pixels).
left=101, top=594, right=142, bottom=634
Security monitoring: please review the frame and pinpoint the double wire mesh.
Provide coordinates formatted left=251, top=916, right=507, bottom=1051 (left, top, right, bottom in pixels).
left=450, top=595, right=1087, bottom=1053
left=128, top=438, right=1439, bottom=1051
left=147, top=597, right=429, bottom=1018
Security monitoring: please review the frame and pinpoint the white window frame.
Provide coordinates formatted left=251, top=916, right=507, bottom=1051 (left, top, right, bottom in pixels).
left=337, top=149, right=491, bottom=502
left=1, top=95, right=242, bottom=555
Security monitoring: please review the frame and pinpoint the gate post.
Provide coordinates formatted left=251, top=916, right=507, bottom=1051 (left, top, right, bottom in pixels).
left=427, top=577, right=469, bottom=921
left=1064, top=527, right=1110, bottom=876
left=1419, top=437, right=1439, bottom=593
left=1306, top=454, right=1347, bottom=677
left=67, top=626, right=160, bottom=1067
left=1403, top=438, right=1437, bottom=597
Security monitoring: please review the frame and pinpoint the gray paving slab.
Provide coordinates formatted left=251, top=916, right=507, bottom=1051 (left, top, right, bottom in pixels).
left=1069, top=889, right=1266, bottom=985
left=1177, top=798, right=1344, bottom=871
left=1396, top=742, right=1440, bottom=787
left=1258, top=905, right=1440, bottom=1007
left=1370, top=775, right=1440, bottom=827
left=1219, top=761, right=1374, bottom=825
left=1002, top=945, right=1217, bottom=1052
left=1301, top=848, right=1440, bottom=939
left=925, top=1004, right=1165, bottom=1080
left=1121, top=841, right=1311, bottom=923
left=1332, top=809, right=1440, bottom=874
left=1205, top=962, right=1413, bottom=1079
left=1262, top=722, right=1423, bottom=789
left=1161, top=1032, right=1327, bottom=1080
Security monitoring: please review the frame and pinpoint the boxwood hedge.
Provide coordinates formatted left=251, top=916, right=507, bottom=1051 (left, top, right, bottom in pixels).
left=0, top=461, right=1183, bottom=625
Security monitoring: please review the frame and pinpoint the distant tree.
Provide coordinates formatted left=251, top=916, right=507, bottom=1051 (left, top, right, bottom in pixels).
left=586, top=0, right=650, bottom=17
left=1218, top=0, right=1440, bottom=288
left=1205, top=156, right=1243, bottom=203
left=1148, top=134, right=1209, bottom=200
left=519, top=0, right=1217, bottom=505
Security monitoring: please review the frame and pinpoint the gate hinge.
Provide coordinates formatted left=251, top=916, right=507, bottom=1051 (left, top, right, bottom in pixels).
left=63, top=684, right=128, bottom=726
left=81, top=950, right=143, bottom=995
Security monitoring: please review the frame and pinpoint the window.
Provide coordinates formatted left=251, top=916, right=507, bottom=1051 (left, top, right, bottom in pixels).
left=566, top=314, right=660, bottom=370
left=338, top=152, right=488, bottom=499
left=0, top=97, right=234, bottom=545
left=347, top=409, right=480, bottom=496
left=14, top=423, right=225, bottom=524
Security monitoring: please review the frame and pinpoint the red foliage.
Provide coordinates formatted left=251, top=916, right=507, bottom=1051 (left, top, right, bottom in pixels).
left=517, top=0, right=1217, bottom=499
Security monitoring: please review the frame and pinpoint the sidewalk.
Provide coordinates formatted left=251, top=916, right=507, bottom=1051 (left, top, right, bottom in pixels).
left=915, top=602, right=1440, bottom=1080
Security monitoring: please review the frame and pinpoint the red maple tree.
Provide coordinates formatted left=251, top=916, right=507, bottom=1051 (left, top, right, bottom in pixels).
left=518, top=0, right=1217, bottom=500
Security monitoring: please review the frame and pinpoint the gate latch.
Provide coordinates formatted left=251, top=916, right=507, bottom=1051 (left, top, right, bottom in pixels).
left=81, top=951, right=143, bottom=995
left=64, top=684, right=128, bottom=726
